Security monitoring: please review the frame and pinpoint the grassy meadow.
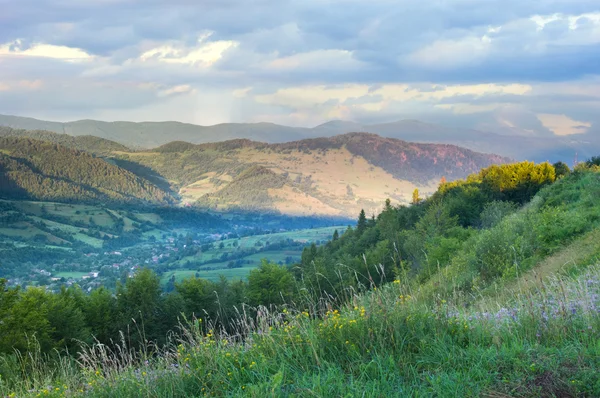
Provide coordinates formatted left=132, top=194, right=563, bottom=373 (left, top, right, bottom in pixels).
left=1, top=256, right=599, bottom=397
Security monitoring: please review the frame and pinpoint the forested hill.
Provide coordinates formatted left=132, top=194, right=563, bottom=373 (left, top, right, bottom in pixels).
left=0, top=128, right=508, bottom=217
left=0, top=137, right=174, bottom=204
left=272, top=133, right=508, bottom=183
left=0, top=126, right=130, bottom=155
left=121, top=133, right=508, bottom=217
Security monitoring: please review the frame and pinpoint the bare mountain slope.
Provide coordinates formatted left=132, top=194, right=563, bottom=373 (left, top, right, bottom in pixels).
left=115, top=133, right=507, bottom=217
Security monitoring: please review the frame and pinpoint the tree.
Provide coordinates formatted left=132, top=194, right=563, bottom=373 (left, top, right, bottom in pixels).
left=384, top=198, right=392, bottom=211
left=84, top=287, right=117, bottom=344
left=412, top=189, right=421, bottom=205
left=247, top=260, right=295, bottom=307
left=176, top=277, right=218, bottom=319
left=116, top=268, right=164, bottom=344
left=47, top=286, right=90, bottom=352
left=0, top=285, right=53, bottom=353
left=332, top=229, right=339, bottom=241
left=357, top=209, right=367, bottom=234
left=552, top=161, right=570, bottom=178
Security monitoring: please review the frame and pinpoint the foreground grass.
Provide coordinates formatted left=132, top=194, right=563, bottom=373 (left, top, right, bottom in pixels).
left=2, top=263, right=600, bottom=397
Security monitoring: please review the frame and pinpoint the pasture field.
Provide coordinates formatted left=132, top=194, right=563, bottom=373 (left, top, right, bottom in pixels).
left=161, top=247, right=311, bottom=285
left=54, top=271, right=89, bottom=279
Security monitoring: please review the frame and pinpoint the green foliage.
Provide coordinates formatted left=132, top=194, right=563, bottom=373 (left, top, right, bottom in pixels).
left=0, top=126, right=130, bottom=155
left=247, top=260, right=295, bottom=306
left=552, top=161, right=570, bottom=178
left=0, top=137, right=173, bottom=204
left=479, top=200, right=518, bottom=229
left=116, top=268, right=164, bottom=344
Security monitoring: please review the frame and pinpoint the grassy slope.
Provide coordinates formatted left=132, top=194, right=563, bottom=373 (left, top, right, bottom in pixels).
left=162, top=227, right=342, bottom=283
left=2, top=172, right=600, bottom=397
left=4, top=258, right=599, bottom=397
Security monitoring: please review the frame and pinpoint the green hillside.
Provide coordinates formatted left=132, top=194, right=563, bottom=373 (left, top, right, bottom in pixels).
left=0, top=126, right=130, bottom=155
left=1, top=159, right=600, bottom=397
left=0, top=137, right=173, bottom=205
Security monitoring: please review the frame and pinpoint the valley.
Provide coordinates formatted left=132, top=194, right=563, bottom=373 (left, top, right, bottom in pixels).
left=0, top=198, right=347, bottom=290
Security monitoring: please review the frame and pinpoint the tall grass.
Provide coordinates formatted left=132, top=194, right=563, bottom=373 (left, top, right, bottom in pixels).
left=2, top=262, right=600, bottom=397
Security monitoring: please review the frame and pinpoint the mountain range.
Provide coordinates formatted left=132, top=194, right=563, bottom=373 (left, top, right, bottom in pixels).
left=0, top=127, right=507, bottom=218
left=0, top=114, right=596, bottom=162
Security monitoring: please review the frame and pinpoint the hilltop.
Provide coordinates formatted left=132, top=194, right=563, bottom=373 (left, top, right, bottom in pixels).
left=0, top=126, right=130, bottom=155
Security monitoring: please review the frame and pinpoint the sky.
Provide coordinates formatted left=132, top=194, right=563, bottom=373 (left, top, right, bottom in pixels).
left=0, top=0, right=599, bottom=137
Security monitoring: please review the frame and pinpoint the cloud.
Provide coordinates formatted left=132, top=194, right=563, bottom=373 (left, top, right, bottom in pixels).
left=139, top=34, right=238, bottom=67
left=157, top=84, right=195, bottom=97
left=537, top=113, right=592, bottom=135
left=0, top=0, right=598, bottom=137
left=0, top=40, right=92, bottom=61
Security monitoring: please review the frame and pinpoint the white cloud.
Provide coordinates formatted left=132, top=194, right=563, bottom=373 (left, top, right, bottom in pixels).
left=537, top=113, right=591, bottom=135
left=0, top=79, right=44, bottom=91
left=0, top=40, right=92, bottom=62
left=255, top=84, right=369, bottom=107
left=139, top=34, right=238, bottom=67
left=435, top=103, right=504, bottom=114
left=255, top=83, right=532, bottom=110
left=266, top=49, right=362, bottom=71
left=407, top=36, right=492, bottom=68
left=157, top=84, right=195, bottom=97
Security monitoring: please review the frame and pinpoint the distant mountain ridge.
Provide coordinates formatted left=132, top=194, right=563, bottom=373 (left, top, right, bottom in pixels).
left=1, top=114, right=596, bottom=162
left=0, top=129, right=507, bottom=217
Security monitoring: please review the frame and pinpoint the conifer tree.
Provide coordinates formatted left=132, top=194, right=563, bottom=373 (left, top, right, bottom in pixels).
left=357, top=209, right=367, bottom=234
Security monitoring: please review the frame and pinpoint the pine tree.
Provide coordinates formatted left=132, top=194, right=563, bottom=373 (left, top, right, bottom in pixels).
left=332, top=229, right=339, bottom=241
left=357, top=209, right=367, bottom=234
left=384, top=198, right=392, bottom=211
